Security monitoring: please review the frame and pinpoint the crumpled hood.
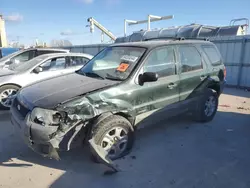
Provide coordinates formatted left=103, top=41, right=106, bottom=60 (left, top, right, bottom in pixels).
left=19, top=73, right=118, bottom=109
left=0, top=69, right=15, bottom=77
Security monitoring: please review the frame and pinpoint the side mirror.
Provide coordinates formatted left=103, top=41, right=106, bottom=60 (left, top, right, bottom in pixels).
left=138, top=72, right=158, bottom=86
left=5, top=60, right=12, bottom=65
left=33, top=66, right=43, bottom=74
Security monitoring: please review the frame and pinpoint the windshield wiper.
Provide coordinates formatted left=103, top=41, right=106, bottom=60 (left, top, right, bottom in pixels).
left=105, top=73, right=123, bottom=81
left=82, top=72, right=104, bottom=80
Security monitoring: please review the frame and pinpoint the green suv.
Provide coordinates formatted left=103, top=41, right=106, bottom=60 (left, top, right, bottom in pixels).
left=10, top=39, right=226, bottom=166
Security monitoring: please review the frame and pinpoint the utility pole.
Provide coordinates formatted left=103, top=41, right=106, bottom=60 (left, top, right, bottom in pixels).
left=87, top=17, right=117, bottom=42
left=0, top=15, right=8, bottom=47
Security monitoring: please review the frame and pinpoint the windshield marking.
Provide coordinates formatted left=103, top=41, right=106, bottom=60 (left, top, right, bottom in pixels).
left=121, top=55, right=138, bottom=62
left=116, top=63, right=130, bottom=72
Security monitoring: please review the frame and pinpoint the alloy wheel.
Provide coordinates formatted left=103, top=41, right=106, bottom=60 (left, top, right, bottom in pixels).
left=101, top=126, right=128, bottom=159
left=0, top=89, right=17, bottom=108
left=204, top=96, right=216, bottom=117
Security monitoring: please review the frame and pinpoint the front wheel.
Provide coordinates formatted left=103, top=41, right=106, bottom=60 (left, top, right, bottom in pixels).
left=90, top=115, right=134, bottom=161
left=0, top=85, right=20, bottom=110
left=193, top=89, right=218, bottom=122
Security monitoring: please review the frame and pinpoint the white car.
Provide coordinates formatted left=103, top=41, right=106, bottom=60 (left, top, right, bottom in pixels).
left=0, top=53, right=93, bottom=109
left=0, top=48, right=69, bottom=69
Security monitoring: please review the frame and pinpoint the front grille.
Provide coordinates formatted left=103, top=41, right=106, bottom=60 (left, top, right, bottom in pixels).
left=13, top=98, right=30, bottom=119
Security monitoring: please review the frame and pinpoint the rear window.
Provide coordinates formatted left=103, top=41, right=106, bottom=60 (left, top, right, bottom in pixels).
left=202, top=46, right=222, bottom=66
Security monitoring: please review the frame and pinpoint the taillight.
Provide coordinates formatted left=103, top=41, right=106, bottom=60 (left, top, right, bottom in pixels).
left=223, top=67, right=226, bottom=79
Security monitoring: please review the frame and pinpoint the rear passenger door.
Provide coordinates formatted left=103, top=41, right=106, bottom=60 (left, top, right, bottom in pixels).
left=56, top=56, right=89, bottom=75
left=177, top=45, right=206, bottom=102
left=67, top=56, right=89, bottom=71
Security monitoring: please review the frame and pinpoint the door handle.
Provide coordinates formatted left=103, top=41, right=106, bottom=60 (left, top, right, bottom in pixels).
left=167, top=83, right=177, bottom=89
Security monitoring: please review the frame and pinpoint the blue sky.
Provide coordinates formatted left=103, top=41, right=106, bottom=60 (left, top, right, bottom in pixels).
left=1, top=0, right=250, bottom=46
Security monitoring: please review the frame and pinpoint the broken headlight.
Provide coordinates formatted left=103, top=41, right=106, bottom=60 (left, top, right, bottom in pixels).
left=30, top=107, right=66, bottom=126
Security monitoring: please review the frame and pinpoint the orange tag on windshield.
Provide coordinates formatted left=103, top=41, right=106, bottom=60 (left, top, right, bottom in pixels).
left=117, top=63, right=129, bottom=72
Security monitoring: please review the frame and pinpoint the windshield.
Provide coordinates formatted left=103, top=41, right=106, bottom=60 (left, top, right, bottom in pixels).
left=78, top=46, right=146, bottom=81
left=9, top=56, right=46, bottom=72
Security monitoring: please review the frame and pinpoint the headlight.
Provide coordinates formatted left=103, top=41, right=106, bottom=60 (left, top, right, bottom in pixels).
left=30, top=107, right=66, bottom=126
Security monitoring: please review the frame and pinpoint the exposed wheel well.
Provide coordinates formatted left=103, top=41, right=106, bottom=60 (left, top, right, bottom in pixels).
left=84, top=112, right=135, bottom=141
left=0, top=83, right=22, bottom=89
left=114, top=112, right=135, bottom=126
left=208, top=84, right=220, bottom=95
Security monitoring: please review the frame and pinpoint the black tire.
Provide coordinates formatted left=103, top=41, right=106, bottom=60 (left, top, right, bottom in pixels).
left=0, top=85, right=20, bottom=110
left=90, top=115, right=134, bottom=161
left=193, top=88, right=218, bottom=122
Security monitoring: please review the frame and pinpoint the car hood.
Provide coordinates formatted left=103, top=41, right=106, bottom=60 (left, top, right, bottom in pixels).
left=19, top=73, right=118, bottom=109
left=0, top=69, right=16, bottom=77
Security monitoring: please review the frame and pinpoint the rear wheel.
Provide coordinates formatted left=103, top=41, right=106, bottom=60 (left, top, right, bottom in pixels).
left=90, top=115, right=134, bottom=161
left=0, top=85, right=20, bottom=110
left=193, top=88, right=218, bottom=122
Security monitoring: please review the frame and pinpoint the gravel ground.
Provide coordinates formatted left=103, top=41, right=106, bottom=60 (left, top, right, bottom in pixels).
left=0, top=88, right=249, bottom=188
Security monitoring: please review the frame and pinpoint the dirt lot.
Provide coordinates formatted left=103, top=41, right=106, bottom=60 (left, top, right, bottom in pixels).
left=0, top=88, right=249, bottom=188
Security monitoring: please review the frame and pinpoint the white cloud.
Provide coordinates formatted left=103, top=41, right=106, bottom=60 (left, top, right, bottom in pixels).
left=60, top=29, right=89, bottom=36
left=60, top=29, right=91, bottom=36
left=81, top=0, right=94, bottom=4
left=60, top=29, right=76, bottom=36
left=5, top=13, right=23, bottom=22
left=106, top=0, right=120, bottom=5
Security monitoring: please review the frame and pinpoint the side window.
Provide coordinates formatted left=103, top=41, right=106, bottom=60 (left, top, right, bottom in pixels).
left=29, top=50, right=36, bottom=59
left=37, top=50, right=65, bottom=56
left=36, top=50, right=52, bottom=56
left=54, top=50, right=67, bottom=53
left=143, top=46, right=176, bottom=78
left=12, top=51, right=30, bottom=62
left=178, top=46, right=202, bottom=73
left=202, top=46, right=222, bottom=66
left=40, top=57, right=66, bottom=72
left=68, top=56, right=89, bottom=67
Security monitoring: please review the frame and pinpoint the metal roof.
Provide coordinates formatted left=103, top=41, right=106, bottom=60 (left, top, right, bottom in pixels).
left=111, top=39, right=212, bottom=49
left=115, top=24, right=248, bottom=43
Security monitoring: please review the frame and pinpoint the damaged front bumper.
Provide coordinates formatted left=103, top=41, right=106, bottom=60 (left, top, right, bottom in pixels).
left=10, top=106, right=119, bottom=172
left=10, top=106, right=86, bottom=160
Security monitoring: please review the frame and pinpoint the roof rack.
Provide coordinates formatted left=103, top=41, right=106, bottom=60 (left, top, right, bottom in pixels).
left=144, top=37, right=210, bottom=41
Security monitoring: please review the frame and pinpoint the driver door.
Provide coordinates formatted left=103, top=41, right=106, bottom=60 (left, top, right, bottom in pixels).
left=28, top=57, right=67, bottom=85
left=133, top=46, right=180, bottom=123
left=11, top=50, right=36, bottom=65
